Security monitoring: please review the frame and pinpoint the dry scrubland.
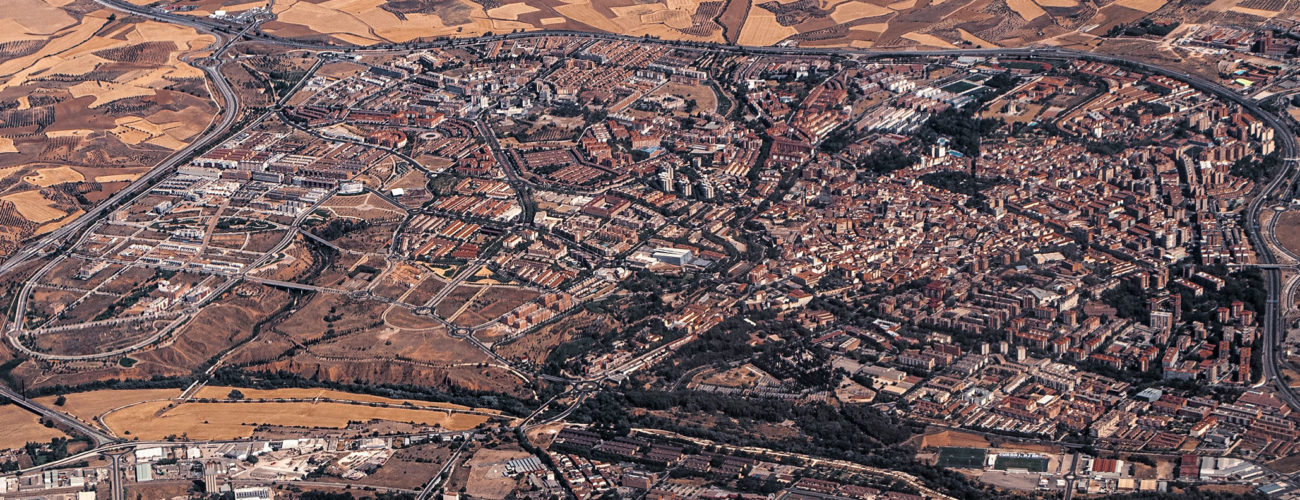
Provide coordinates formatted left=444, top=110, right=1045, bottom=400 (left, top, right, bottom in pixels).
left=0, top=0, right=217, bottom=259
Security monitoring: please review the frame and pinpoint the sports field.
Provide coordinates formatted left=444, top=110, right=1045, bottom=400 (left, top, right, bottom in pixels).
left=937, top=447, right=987, bottom=469
left=994, top=454, right=1050, bottom=472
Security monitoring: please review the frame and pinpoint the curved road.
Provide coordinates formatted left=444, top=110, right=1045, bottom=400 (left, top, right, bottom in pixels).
left=1, top=2, right=246, bottom=358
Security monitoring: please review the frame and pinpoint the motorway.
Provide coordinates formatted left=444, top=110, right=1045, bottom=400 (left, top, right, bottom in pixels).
left=0, top=0, right=249, bottom=364
left=0, top=8, right=239, bottom=279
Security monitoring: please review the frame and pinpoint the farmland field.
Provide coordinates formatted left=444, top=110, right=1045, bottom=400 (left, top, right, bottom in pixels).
left=2, top=190, right=65, bottom=222
left=22, top=166, right=84, bottom=187
left=0, top=0, right=218, bottom=259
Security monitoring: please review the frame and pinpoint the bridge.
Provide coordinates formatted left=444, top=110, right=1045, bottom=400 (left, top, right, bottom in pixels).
left=0, top=385, right=116, bottom=446
left=298, top=228, right=341, bottom=252
left=245, top=277, right=349, bottom=295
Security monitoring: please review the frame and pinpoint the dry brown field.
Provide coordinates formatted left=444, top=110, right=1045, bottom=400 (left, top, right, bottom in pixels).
left=98, top=265, right=158, bottom=294
left=1005, top=0, right=1047, bottom=19
left=349, top=442, right=454, bottom=489
left=372, top=263, right=424, bottom=301
left=276, top=293, right=384, bottom=343
left=34, top=321, right=164, bottom=357
left=464, top=448, right=534, bottom=499
left=2, top=190, right=66, bottom=223
left=436, top=285, right=483, bottom=318
left=996, top=441, right=1058, bottom=453
left=44, top=260, right=122, bottom=289
left=243, top=228, right=291, bottom=254
left=1270, top=452, right=1300, bottom=474
left=0, top=404, right=68, bottom=450
left=657, top=82, right=719, bottom=115
left=123, top=483, right=192, bottom=500
left=193, top=386, right=500, bottom=414
left=385, top=169, right=432, bottom=191
left=253, top=0, right=1271, bottom=54
left=103, top=399, right=490, bottom=440
left=1113, top=0, right=1166, bottom=12
left=45, top=293, right=118, bottom=327
left=22, top=166, right=84, bottom=187
left=26, top=288, right=82, bottom=322
left=322, top=192, right=405, bottom=221
left=698, top=364, right=763, bottom=388
left=331, top=222, right=401, bottom=254
left=170, top=0, right=270, bottom=17
left=34, top=388, right=181, bottom=423
left=1276, top=210, right=1300, bottom=258
left=383, top=307, right=441, bottom=331
left=921, top=429, right=992, bottom=449
left=449, top=285, right=538, bottom=327
left=308, top=318, right=488, bottom=366
left=405, top=275, right=448, bottom=306
left=496, top=310, right=615, bottom=365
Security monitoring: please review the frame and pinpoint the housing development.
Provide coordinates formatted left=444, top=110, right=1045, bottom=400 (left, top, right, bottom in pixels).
left=5, top=0, right=1300, bottom=499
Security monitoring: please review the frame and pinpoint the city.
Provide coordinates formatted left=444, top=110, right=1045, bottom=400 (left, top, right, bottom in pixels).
left=2, top=0, right=1300, bottom=499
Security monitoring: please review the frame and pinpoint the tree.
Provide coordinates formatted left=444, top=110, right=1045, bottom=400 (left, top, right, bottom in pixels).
left=228, top=390, right=245, bottom=400
left=54, top=395, right=66, bottom=406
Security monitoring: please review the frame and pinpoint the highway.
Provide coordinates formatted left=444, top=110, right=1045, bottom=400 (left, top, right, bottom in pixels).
left=473, top=119, right=537, bottom=223
left=0, top=13, right=238, bottom=278
left=107, top=452, right=126, bottom=500
left=0, top=0, right=250, bottom=365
